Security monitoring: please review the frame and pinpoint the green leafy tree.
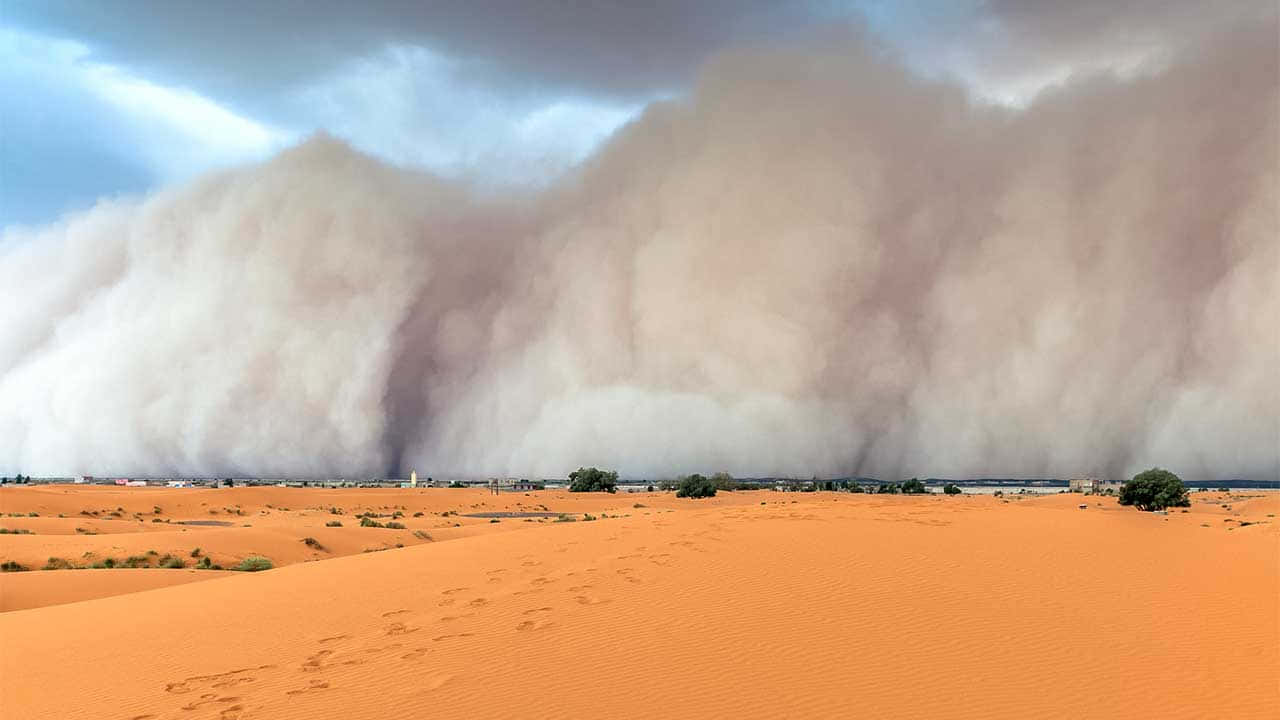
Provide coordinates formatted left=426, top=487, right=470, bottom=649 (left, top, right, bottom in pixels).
left=676, top=474, right=717, bottom=498
left=568, top=467, right=618, bottom=493
left=1118, top=468, right=1189, bottom=511
left=901, top=478, right=928, bottom=494
left=943, top=483, right=962, bottom=495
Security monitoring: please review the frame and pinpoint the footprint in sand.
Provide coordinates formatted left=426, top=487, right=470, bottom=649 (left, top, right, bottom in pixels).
left=301, top=649, right=333, bottom=671
left=516, top=619, right=554, bottom=632
left=319, top=634, right=351, bottom=644
left=439, top=613, right=474, bottom=622
left=219, top=706, right=244, bottom=720
left=466, top=598, right=489, bottom=608
left=180, top=695, right=241, bottom=712
left=432, top=633, right=475, bottom=642
left=441, top=587, right=469, bottom=595
left=567, top=584, right=594, bottom=592
left=437, top=598, right=457, bottom=607
left=522, top=606, right=553, bottom=615
left=285, top=679, right=331, bottom=696
left=400, top=648, right=429, bottom=660
left=381, top=609, right=411, bottom=618
left=574, top=595, right=612, bottom=606
left=384, top=622, right=420, bottom=636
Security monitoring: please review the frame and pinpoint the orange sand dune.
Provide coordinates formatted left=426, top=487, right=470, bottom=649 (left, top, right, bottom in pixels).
left=1, top=490, right=1275, bottom=719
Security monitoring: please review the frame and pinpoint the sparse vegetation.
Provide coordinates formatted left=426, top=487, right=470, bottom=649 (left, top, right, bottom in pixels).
left=1, top=561, right=28, bottom=572
left=302, top=537, right=325, bottom=550
left=568, top=467, right=618, bottom=493
left=1119, top=468, right=1190, bottom=512
left=43, top=557, right=76, bottom=570
left=160, top=554, right=185, bottom=568
left=325, top=520, right=343, bottom=527
left=0, top=528, right=33, bottom=534
left=190, top=547, right=202, bottom=557
left=413, top=530, right=432, bottom=540
left=233, top=556, right=273, bottom=572
left=384, top=521, right=405, bottom=529
left=448, top=481, right=467, bottom=488
left=943, top=483, right=962, bottom=495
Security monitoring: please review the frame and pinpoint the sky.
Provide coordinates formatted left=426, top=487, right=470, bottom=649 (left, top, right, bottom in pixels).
left=5, top=0, right=1267, bottom=228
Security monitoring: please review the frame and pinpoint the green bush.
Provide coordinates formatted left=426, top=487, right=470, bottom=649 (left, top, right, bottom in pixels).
left=383, top=521, right=406, bottom=530
left=0, top=528, right=33, bottom=534
left=160, top=555, right=185, bottom=569
left=448, top=481, right=466, bottom=488
left=190, top=547, right=202, bottom=557
left=877, top=483, right=900, bottom=494
left=676, top=474, right=717, bottom=499
left=43, top=557, right=76, bottom=570
left=943, top=483, right=962, bottom=495
left=1, top=561, right=28, bottom=572
left=197, top=556, right=213, bottom=569
left=325, top=520, right=343, bottom=527
left=1119, top=468, right=1190, bottom=512
left=360, top=517, right=383, bottom=528
left=302, top=537, right=324, bottom=550
left=233, top=556, right=273, bottom=572
left=568, top=467, right=618, bottom=493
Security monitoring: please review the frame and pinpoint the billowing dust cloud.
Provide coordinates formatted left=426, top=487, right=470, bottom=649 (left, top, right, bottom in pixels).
left=1, top=22, right=1276, bottom=481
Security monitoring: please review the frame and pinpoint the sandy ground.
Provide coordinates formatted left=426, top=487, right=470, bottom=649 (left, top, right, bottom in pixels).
left=0, top=486, right=1275, bottom=719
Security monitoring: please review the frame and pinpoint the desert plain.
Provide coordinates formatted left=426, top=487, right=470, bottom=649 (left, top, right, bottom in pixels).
left=0, top=484, right=1275, bottom=719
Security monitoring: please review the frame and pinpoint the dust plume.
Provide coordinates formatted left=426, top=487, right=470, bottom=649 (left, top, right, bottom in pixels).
left=1, top=18, right=1276, bottom=481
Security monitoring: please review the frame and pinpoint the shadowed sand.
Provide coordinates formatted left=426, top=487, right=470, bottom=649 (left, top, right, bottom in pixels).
left=1, top=487, right=1276, bottom=719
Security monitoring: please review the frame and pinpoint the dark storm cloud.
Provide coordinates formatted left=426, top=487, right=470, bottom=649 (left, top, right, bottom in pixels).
left=4, top=0, right=840, bottom=108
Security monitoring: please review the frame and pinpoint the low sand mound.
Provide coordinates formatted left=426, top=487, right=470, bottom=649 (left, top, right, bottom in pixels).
left=0, top=568, right=234, bottom=612
left=1, top=493, right=1274, bottom=719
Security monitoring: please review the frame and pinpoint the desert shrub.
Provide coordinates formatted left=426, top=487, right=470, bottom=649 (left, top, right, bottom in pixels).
left=161, top=555, right=185, bottom=569
left=233, top=556, right=273, bottom=572
left=489, top=519, right=501, bottom=523
left=633, top=503, right=646, bottom=508
left=0, top=528, right=33, bottom=534
left=302, top=537, right=324, bottom=550
left=325, top=520, right=343, bottom=527
left=392, top=511, right=404, bottom=519
left=329, top=506, right=343, bottom=514
left=568, top=467, right=618, bottom=493
left=190, top=547, right=201, bottom=557
left=657, top=479, right=677, bottom=491
left=943, top=483, right=962, bottom=495
left=122, top=555, right=151, bottom=568
left=1119, top=468, right=1190, bottom=512
left=849, top=484, right=866, bottom=493
left=555, top=514, right=575, bottom=522
left=901, top=478, right=928, bottom=494
left=1, top=561, right=27, bottom=572
left=582, top=513, right=597, bottom=521
left=877, top=483, right=900, bottom=494
left=676, top=474, right=717, bottom=499
left=360, top=517, right=383, bottom=528
left=384, top=521, right=406, bottom=530
left=197, top=556, right=213, bottom=569
left=412, top=530, right=432, bottom=540
left=43, top=557, right=76, bottom=570
left=413, top=511, right=424, bottom=517
left=93, top=557, right=118, bottom=569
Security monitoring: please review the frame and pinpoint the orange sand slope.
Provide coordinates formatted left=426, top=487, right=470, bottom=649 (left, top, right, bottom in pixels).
left=1, top=491, right=1276, bottom=719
